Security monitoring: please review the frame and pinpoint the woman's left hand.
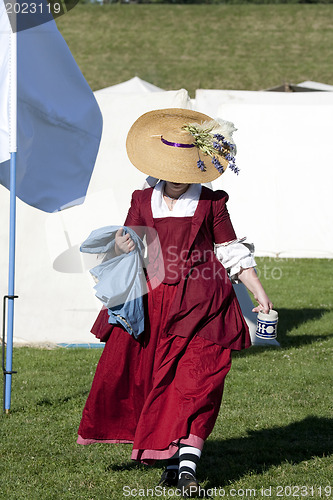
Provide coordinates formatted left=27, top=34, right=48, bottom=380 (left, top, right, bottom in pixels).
left=238, top=267, right=273, bottom=314
left=251, top=289, right=273, bottom=314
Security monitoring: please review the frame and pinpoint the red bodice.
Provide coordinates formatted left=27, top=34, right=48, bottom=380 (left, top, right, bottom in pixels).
left=153, top=217, right=192, bottom=284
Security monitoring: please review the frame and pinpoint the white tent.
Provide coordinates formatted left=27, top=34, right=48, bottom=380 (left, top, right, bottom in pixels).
left=297, top=80, right=333, bottom=91
left=94, top=76, right=163, bottom=94
left=195, top=88, right=333, bottom=258
left=5, top=77, right=332, bottom=347
left=1, top=83, right=198, bottom=347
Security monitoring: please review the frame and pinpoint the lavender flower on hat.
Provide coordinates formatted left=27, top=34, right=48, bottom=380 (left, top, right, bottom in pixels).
left=197, top=159, right=206, bottom=172
left=211, top=156, right=224, bottom=173
left=182, top=117, right=238, bottom=175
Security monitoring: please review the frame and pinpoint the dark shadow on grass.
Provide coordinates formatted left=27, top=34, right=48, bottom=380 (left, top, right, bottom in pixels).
left=201, top=416, right=333, bottom=487
left=102, top=416, right=332, bottom=498
left=35, top=389, right=90, bottom=408
left=106, top=462, right=149, bottom=472
left=8, top=389, right=90, bottom=414
left=275, top=307, right=332, bottom=347
left=234, top=307, right=332, bottom=358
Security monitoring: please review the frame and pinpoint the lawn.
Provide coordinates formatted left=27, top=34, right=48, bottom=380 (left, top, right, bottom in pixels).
left=1, top=258, right=332, bottom=499
left=55, top=4, right=333, bottom=95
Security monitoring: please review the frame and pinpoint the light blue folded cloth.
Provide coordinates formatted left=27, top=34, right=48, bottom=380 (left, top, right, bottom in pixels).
left=80, top=226, right=146, bottom=338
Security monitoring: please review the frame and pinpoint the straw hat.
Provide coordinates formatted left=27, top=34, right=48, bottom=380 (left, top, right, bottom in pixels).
left=126, top=108, right=238, bottom=184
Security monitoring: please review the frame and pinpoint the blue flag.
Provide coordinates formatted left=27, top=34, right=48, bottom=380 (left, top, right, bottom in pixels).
left=0, top=3, right=103, bottom=212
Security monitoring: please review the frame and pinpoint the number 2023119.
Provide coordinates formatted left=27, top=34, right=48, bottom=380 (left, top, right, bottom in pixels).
left=5, top=2, right=62, bottom=15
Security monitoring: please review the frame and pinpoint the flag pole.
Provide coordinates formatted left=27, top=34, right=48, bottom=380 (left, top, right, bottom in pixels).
left=3, top=21, right=17, bottom=414
left=3, top=153, right=18, bottom=413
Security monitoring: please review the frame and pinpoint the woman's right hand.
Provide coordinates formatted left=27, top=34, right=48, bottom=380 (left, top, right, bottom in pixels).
left=115, top=228, right=135, bottom=255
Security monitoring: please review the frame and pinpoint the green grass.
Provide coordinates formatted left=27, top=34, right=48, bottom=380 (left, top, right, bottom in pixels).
left=1, top=258, right=332, bottom=499
left=55, top=4, right=333, bottom=95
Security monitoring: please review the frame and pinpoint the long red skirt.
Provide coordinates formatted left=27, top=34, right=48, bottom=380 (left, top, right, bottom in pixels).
left=77, top=278, right=232, bottom=462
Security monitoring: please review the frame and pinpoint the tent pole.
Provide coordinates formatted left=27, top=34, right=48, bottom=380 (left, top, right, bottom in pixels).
left=3, top=151, right=18, bottom=414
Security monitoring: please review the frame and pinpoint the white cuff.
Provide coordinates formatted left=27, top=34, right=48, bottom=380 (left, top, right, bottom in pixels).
left=215, top=238, right=256, bottom=283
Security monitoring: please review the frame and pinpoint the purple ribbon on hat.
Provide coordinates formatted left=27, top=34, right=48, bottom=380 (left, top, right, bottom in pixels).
left=161, top=136, right=195, bottom=149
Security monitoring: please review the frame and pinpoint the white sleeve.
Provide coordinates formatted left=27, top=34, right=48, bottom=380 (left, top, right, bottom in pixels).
left=215, top=239, right=256, bottom=283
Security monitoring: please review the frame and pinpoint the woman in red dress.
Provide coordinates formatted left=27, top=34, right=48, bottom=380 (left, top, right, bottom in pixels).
left=77, top=109, right=272, bottom=497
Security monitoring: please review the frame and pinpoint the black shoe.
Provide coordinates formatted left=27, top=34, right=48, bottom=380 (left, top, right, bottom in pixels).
left=158, top=468, right=178, bottom=487
left=177, top=473, right=201, bottom=497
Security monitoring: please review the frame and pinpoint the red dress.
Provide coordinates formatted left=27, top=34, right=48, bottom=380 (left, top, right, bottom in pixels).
left=77, top=188, right=251, bottom=462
